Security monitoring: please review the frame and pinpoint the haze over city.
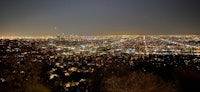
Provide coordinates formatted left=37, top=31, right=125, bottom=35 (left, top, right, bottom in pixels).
left=0, top=0, right=200, bottom=36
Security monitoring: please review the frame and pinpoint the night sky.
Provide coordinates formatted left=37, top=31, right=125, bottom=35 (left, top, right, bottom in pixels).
left=0, top=0, right=200, bottom=36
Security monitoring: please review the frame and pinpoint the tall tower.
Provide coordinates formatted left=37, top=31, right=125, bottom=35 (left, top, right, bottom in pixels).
left=57, top=34, right=61, bottom=40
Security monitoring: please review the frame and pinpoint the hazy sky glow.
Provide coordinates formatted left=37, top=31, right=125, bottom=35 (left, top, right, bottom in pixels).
left=0, top=0, right=200, bottom=36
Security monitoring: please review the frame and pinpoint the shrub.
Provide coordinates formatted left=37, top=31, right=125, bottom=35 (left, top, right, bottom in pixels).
left=102, top=72, right=177, bottom=92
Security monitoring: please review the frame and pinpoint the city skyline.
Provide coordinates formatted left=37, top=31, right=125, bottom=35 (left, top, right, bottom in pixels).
left=1, top=0, right=200, bottom=36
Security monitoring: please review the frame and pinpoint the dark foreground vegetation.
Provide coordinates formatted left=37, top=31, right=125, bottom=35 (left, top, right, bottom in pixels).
left=1, top=54, right=200, bottom=92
